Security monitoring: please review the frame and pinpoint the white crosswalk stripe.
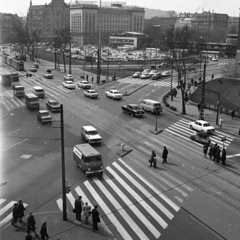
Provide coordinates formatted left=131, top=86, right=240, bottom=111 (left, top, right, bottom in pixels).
left=0, top=97, right=25, bottom=111
left=165, top=119, right=234, bottom=149
left=0, top=199, right=28, bottom=229
left=56, top=157, right=193, bottom=240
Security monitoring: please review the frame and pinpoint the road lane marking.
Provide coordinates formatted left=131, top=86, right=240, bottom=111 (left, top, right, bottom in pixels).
left=0, top=138, right=29, bottom=153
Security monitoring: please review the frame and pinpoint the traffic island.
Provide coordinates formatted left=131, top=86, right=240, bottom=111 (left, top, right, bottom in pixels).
left=115, top=143, right=133, bottom=157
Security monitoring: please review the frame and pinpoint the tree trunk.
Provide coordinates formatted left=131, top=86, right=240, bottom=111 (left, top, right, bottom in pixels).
left=181, top=88, right=186, bottom=114
left=62, top=54, right=66, bottom=73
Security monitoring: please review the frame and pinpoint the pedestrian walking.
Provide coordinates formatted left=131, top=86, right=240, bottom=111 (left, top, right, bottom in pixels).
left=219, top=117, right=223, bottom=129
left=74, top=196, right=84, bottom=221
left=149, top=150, right=156, bottom=167
left=17, top=199, right=26, bottom=223
left=86, top=75, right=89, bottom=81
left=27, top=212, right=38, bottom=238
left=162, top=146, right=168, bottom=164
left=211, top=74, right=214, bottom=80
left=231, top=109, right=235, bottom=119
left=216, top=146, right=221, bottom=163
left=25, top=230, right=33, bottom=240
left=92, top=205, right=100, bottom=231
left=91, top=76, right=94, bottom=83
left=82, top=202, right=91, bottom=224
left=40, top=221, right=49, bottom=240
left=221, top=148, right=226, bottom=165
left=197, top=101, right=201, bottom=111
left=11, top=203, right=19, bottom=227
left=203, top=144, right=208, bottom=158
left=212, top=144, right=218, bottom=161
left=208, top=144, right=214, bottom=160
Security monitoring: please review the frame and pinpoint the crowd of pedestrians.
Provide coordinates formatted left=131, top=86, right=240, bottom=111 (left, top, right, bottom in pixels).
left=204, top=143, right=226, bottom=165
left=149, top=146, right=169, bottom=168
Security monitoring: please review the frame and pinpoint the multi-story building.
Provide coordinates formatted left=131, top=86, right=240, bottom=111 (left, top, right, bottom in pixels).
left=144, top=17, right=177, bottom=32
left=27, top=0, right=70, bottom=40
left=70, top=3, right=145, bottom=46
left=0, top=13, right=24, bottom=44
left=175, top=18, right=192, bottom=28
left=191, top=11, right=229, bottom=42
left=228, top=17, right=239, bottom=34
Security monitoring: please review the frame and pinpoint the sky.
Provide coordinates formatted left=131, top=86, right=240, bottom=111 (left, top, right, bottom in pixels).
left=1, top=0, right=239, bottom=17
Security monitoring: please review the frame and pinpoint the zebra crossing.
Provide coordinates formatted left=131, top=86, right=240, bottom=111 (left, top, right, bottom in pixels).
left=165, top=119, right=234, bottom=149
left=56, top=157, right=193, bottom=240
left=0, top=199, right=28, bottom=229
left=117, top=77, right=178, bottom=88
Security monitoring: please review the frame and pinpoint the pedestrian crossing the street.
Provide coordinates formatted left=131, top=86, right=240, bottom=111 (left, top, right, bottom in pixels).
left=117, top=77, right=178, bottom=88
left=56, top=158, right=193, bottom=240
left=0, top=199, right=28, bottom=229
left=165, top=119, right=234, bottom=149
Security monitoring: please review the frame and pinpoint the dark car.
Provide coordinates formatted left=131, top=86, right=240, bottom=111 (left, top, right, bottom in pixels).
left=190, top=131, right=211, bottom=145
left=121, top=104, right=144, bottom=117
left=151, top=73, right=162, bottom=80
left=37, top=110, right=52, bottom=123
left=46, top=100, right=60, bottom=112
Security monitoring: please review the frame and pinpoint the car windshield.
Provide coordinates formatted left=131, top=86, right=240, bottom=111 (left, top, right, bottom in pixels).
left=203, top=123, right=210, bottom=127
left=84, top=155, right=102, bottom=163
left=87, top=130, right=98, bottom=135
left=51, top=101, right=59, bottom=106
left=36, top=89, right=44, bottom=92
left=90, top=90, right=96, bottom=93
left=41, top=112, right=49, bottom=117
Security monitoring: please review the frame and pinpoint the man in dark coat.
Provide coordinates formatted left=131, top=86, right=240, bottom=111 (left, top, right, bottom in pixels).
left=12, top=203, right=19, bottom=227
left=17, top=199, right=26, bottom=223
left=221, top=148, right=226, bottom=165
left=74, top=196, right=83, bottom=221
left=40, top=221, right=49, bottom=240
left=216, top=147, right=221, bottom=163
left=27, top=212, right=38, bottom=237
left=92, top=205, right=100, bottom=230
left=162, top=146, right=168, bottom=164
left=212, top=144, right=218, bottom=161
left=149, top=150, right=156, bottom=167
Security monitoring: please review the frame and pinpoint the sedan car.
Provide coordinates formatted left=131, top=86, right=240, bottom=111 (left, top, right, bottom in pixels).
left=190, top=132, right=211, bottom=145
left=140, top=73, right=151, bottom=79
left=81, top=126, right=102, bottom=144
left=62, top=81, right=76, bottom=90
left=43, top=71, right=53, bottom=79
left=211, top=57, right=218, bottom=61
left=105, top=89, right=123, bottom=100
left=46, top=100, right=60, bottom=112
left=161, top=71, right=171, bottom=77
left=84, top=89, right=98, bottom=98
left=64, top=74, right=74, bottom=81
left=189, top=120, right=215, bottom=134
left=29, top=65, right=37, bottom=72
left=149, top=70, right=158, bottom=76
left=37, top=110, right=52, bottom=123
left=132, top=72, right=141, bottom=78
left=78, top=80, right=91, bottom=89
left=152, top=73, right=162, bottom=80
left=33, top=62, right=39, bottom=68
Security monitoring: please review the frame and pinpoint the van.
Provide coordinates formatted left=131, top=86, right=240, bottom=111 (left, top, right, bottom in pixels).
left=73, top=144, right=104, bottom=177
left=12, top=83, right=25, bottom=97
left=25, top=93, right=40, bottom=109
left=140, top=99, right=162, bottom=114
left=32, top=86, right=45, bottom=98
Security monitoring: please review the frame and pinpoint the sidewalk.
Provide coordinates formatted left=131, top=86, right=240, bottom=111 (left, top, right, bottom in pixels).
left=0, top=211, right=116, bottom=240
left=162, top=88, right=240, bottom=137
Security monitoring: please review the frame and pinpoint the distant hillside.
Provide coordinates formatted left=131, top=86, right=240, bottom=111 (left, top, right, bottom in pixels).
left=144, top=8, right=176, bottom=19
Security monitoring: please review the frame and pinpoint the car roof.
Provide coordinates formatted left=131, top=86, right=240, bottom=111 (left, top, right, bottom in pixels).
left=196, top=120, right=208, bottom=123
left=48, top=100, right=58, bottom=103
left=33, top=86, right=43, bottom=90
left=39, top=110, right=49, bottom=114
left=81, top=81, right=89, bottom=83
left=110, top=89, right=119, bottom=92
left=30, top=65, right=36, bottom=68
left=65, top=81, right=74, bottom=83
left=129, top=104, right=139, bottom=107
left=82, top=126, right=97, bottom=131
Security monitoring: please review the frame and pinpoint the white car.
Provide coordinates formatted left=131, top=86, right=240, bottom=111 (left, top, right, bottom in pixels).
left=64, top=74, right=74, bottom=81
left=84, top=89, right=98, bottom=98
left=29, top=66, right=37, bottom=72
left=211, top=57, right=218, bottom=61
left=105, top=90, right=123, bottom=100
left=62, top=81, right=76, bottom=89
left=43, top=72, right=53, bottom=79
left=78, top=80, right=91, bottom=89
left=161, top=71, right=171, bottom=77
left=189, top=120, right=215, bottom=134
left=81, top=126, right=102, bottom=144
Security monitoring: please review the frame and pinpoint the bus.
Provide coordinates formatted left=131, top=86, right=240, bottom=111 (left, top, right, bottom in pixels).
left=0, top=65, right=19, bottom=86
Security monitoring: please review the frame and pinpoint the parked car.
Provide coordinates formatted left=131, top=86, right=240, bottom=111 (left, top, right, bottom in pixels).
left=158, top=62, right=170, bottom=68
left=29, top=65, right=37, bottom=72
left=161, top=71, right=171, bottom=77
left=149, top=70, right=158, bottom=76
left=46, top=100, right=61, bottom=112
left=64, top=74, right=74, bottom=81
left=190, top=131, right=211, bottom=145
left=132, top=72, right=141, bottom=78
left=140, top=73, right=151, bottom=79
left=189, top=120, right=215, bottom=134
left=105, top=89, right=122, bottom=100
left=151, top=72, right=162, bottom=80
left=142, top=69, right=151, bottom=74
left=121, top=104, right=144, bottom=117
left=84, top=89, right=98, bottom=98
left=62, top=81, right=76, bottom=89
left=78, top=80, right=91, bottom=89
left=81, top=126, right=102, bottom=144
left=37, top=110, right=52, bottom=123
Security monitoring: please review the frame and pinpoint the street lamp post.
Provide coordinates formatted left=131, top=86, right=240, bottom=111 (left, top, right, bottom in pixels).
left=107, top=45, right=110, bottom=81
left=155, top=106, right=160, bottom=131
left=170, top=67, right=173, bottom=101
left=97, top=0, right=102, bottom=84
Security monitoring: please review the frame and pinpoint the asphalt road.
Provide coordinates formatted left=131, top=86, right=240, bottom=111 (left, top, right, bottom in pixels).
left=1, top=56, right=240, bottom=240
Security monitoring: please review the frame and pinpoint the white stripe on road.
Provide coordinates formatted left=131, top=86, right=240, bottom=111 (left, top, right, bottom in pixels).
left=0, top=138, right=29, bottom=153
left=56, top=198, right=63, bottom=212
left=107, top=166, right=166, bottom=232
left=93, top=177, right=149, bottom=240
left=118, top=159, right=180, bottom=212
left=102, top=174, right=159, bottom=238
left=84, top=181, right=133, bottom=240
left=226, top=153, right=240, bottom=159
left=0, top=199, right=6, bottom=205
left=66, top=192, right=75, bottom=208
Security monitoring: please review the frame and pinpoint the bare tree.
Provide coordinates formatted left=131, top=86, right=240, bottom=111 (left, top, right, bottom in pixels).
left=163, top=25, right=199, bottom=114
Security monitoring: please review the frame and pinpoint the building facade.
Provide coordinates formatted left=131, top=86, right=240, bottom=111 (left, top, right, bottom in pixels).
left=27, top=0, right=70, bottom=40
left=175, top=18, right=192, bottom=28
left=70, top=3, right=145, bottom=46
left=144, top=17, right=177, bottom=31
left=228, top=17, right=239, bottom=34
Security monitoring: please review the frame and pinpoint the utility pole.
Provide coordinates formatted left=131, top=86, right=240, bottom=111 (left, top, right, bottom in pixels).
left=69, top=37, right=72, bottom=74
left=97, top=0, right=102, bottom=84
left=199, top=57, right=206, bottom=120
left=60, top=104, right=67, bottom=221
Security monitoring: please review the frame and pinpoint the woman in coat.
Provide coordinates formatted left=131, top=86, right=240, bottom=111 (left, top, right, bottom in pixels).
left=221, top=148, right=226, bottom=165
left=17, top=199, right=26, bottom=223
left=208, top=145, right=214, bottom=160
left=12, top=203, right=19, bottom=227
left=82, top=202, right=91, bottom=224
